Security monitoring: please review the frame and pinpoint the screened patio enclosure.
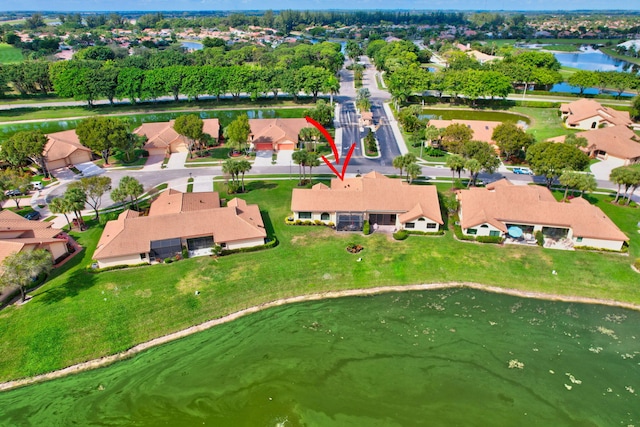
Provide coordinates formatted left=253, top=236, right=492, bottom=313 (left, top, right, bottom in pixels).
left=187, top=236, right=214, bottom=251
left=150, top=238, right=182, bottom=261
left=368, top=213, right=397, bottom=226
left=336, top=212, right=364, bottom=232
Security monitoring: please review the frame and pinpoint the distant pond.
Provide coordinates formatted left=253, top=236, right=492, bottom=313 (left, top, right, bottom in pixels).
left=420, top=108, right=530, bottom=125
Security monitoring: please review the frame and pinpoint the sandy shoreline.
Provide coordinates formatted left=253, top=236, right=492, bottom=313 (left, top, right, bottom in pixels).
left=2, top=281, right=640, bottom=392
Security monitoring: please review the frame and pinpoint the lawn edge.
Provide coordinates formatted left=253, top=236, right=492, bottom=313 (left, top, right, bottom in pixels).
left=1, top=280, right=639, bottom=393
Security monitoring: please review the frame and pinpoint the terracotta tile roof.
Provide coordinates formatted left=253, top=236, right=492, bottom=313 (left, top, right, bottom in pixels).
left=148, top=189, right=220, bottom=216
left=291, top=172, right=443, bottom=224
left=576, top=126, right=640, bottom=161
left=457, top=181, right=627, bottom=242
left=137, top=119, right=221, bottom=151
left=94, top=191, right=265, bottom=260
left=249, top=118, right=311, bottom=148
left=429, top=119, right=507, bottom=145
left=0, top=210, right=65, bottom=264
left=43, top=130, right=92, bottom=162
left=560, top=99, right=632, bottom=127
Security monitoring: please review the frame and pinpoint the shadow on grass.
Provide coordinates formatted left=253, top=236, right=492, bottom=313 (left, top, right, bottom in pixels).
left=260, top=209, right=276, bottom=238
left=245, top=181, right=277, bottom=192
left=37, top=262, right=97, bottom=305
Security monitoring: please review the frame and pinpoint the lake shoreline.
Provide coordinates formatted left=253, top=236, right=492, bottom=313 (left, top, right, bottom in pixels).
left=2, top=281, right=639, bottom=392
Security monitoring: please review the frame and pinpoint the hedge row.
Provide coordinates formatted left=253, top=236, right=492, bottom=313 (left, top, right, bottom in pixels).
left=220, top=238, right=278, bottom=255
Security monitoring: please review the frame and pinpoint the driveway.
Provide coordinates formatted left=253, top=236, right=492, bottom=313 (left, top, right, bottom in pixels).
left=590, top=157, right=625, bottom=181
left=192, top=176, right=213, bottom=192
left=254, top=150, right=273, bottom=166
left=76, top=162, right=104, bottom=177
left=275, top=150, right=294, bottom=166
left=50, top=167, right=76, bottom=181
left=143, top=154, right=165, bottom=171
left=166, top=152, right=188, bottom=169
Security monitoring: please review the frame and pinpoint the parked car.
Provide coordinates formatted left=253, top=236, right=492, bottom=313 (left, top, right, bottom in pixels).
left=32, top=182, right=44, bottom=190
left=24, top=211, right=41, bottom=221
left=512, top=167, right=533, bottom=175
left=5, top=189, right=22, bottom=196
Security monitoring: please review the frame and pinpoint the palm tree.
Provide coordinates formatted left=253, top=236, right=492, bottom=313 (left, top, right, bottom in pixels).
left=446, top=154, right=466, bottom=182
left=306, top=152, right=320, bottom=183
left=465, top=158, right=481, bottom=187
left=0, top=248, right=53, bottom=302
left=236, top=159, right=252, bottom=193
left=292, top=150, right=308, bottom=185
left=406, top=162, right=421, bottom=184
left=392, top=155, right=405, bottom=177
left=222, top=159, right=240, bottom=191
left=324, top=75, right=340, bottom=107
left=48, top=197, right=72, bottom=230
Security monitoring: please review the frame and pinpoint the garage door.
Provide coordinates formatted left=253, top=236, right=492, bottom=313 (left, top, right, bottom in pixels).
left=254, top=143, right=273, bottom=151
left=278, top=143, right=295, bottom=150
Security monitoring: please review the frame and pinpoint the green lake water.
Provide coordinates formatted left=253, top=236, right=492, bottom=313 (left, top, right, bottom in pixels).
left=1, top=288, right=638, bottom=426
left=0, top=108, right=306, bottom=140
left=420, top=109, right=531, bottom=124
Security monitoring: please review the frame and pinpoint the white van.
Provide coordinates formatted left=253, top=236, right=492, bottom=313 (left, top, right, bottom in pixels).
left=32, top=182, right=44, bottom=190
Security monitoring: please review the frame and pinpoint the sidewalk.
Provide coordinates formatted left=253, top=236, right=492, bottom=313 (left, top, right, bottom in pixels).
left=382, top=102, right=409, bottom=155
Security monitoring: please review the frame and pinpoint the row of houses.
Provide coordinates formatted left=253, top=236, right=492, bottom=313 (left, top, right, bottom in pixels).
left=92, top=172, right=627, bottom=268
left=41, top=118, right=313, bottom=170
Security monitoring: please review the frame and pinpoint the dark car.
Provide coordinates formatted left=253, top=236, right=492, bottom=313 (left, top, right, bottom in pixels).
left=5, top=189, right=22, bottom=197
left=24, top=211, right=41, bottom=221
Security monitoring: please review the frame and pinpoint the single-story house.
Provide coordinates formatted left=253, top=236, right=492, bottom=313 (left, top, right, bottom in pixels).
left=43, top=130, right=94, bottom=170
left=0, top=210, right=71, bottom=266
left=560, top=99, right=632, bottom=130
left=249, top=118, right=311, bottom=151
left=93, top=189, right=266, bottom=268
left=576, top=126, right=640, bottom=165
left=456, top=179, right=627, bottom=251
left=291, top=171, right=443, bottom=232
left=135, top=119, right=220, bottom=157
left=429, top=119, right=509, bottom=151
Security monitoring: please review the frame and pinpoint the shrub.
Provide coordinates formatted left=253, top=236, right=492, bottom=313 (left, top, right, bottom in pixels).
left=534, top=231, right=544, bottom=246
left=424, top=146, right=446, bottom=157
left=303, top=220, right=313, bottom=226
left=285, top=216, right=295, bottom=224
left=314, top=219, right=323, bottom=225
left=220, top=238, right=278, bottom=255
left=327, top=222, right=335, bottom=228
left=406, top=230, right=445, bottom=236
left=164, top=258, right=173, bottom=264
left=476, top=236, right=504, bottom=244
left=634, top=258, right=640, bottom=271
left=99, top=211, right=119, bottom=226
left=393, top=230, right=408, bottom=240
left=182, top=248, right=189, bottom=259
left=363, top=220, right=370, bottom=235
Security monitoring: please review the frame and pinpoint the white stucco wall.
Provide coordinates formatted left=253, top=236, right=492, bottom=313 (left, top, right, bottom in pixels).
left=294, top=211, right=336, bottom=224
left=573, top=237, right=624, bottom=251
left=97, top=254, right=149, bottom=269
left=225, top=237, right=266, bottom=250
left=463, top=223, right=502, bottom=237
left=402, top=217, right=440, bottom=232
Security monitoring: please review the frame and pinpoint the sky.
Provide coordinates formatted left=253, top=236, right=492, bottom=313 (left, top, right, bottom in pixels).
left=2, top=0, right=639, bottom=12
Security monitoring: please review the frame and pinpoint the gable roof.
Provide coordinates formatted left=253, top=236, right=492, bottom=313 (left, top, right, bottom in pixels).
left=148, top=189, right=220, bottom=216
left=457, top=182, right=627, bottom=242
left=135, top=118, right=221, bottom=150
left=291, top=172, right=443, bottom=224
left=43, top=130, right=92, bottom=162
left=94, top=190, right=265, bottom=260
left=560, top=99, right=632, bottom=127
left=0, top=210, right=65, bottom=264
left=249, top=118, right=311, bottom=146
left=577, top=125, right=640, bottom=161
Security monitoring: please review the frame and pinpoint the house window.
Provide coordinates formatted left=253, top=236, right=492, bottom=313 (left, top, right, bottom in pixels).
left=299, top=212, right=312, bottom=219
left=320, top=212, right=330, bottom=221
left=418, top=218, right=426, bottom=221
left=467, top=228, right=477, bottom=235
left=426, top=223, right=437, bottom=229
left=140, top=253, right=147, bottom=259
left=480, top=224, right=489, bottom=228
left=591, top=122, right=597, bottom=129
left=576, top=237, right=583, bottom=242
left=405, top=222, right=415, bottom=229
left=489, top=230, right=500, bottom=237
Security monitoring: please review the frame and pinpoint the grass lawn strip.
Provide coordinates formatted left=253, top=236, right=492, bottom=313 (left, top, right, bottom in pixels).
left=0, top=179, right=638, bottom=385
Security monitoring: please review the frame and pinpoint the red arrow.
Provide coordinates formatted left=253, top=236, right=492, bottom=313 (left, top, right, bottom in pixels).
left=305, top=116, right=355, bottom=181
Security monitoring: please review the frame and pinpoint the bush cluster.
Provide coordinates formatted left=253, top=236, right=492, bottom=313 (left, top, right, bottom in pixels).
left=476, top=236, right=504, bottom=244
left=220, top=238, right=278, bottom=255
left=363, top=220, right=371, bottom=235
left=534, top=231, right=544, bottom=246
left=393, top=230, right=408, bottom=240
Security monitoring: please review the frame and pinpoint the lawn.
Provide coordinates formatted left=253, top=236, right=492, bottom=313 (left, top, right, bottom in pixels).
left=0, top=178, right=638, bottom=383
left=0, top=43, right=23, bottom=64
